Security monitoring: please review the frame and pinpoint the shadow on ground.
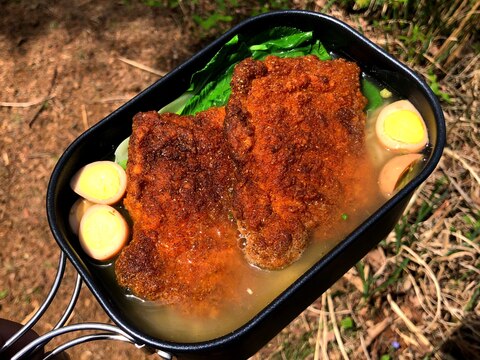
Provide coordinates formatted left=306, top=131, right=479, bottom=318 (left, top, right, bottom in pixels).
left=440, top=313, right=480, bottom=359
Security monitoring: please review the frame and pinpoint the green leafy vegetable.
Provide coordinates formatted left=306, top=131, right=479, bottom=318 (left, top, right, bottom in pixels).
left=158, top=92, right=194, bottom=115
left=114, top=137, right=129, bottom=170
left=362, top=78, right=383, bottom=112
left=180, top=27, right=332, bottom=115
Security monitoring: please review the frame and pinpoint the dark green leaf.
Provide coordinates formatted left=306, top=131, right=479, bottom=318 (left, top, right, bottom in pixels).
left=181, top=27, right=332, bottom=115
left=362, top=78, right=383, bottom=112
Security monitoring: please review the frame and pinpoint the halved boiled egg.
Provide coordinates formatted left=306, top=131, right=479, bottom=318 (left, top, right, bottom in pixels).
left=79, top=204, right=129, bottom=261
left=379, top=153, right=423, bottom=198
left=375, top=100, right=428, bottom=153
left=70, top=161, right=127, bottom=205
left=68, top=198, right=94, bottom=235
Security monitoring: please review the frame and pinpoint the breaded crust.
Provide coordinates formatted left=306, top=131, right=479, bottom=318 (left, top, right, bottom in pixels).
left=116, top=55, right=370, bottom=307
left=115, top=108, right=242, bottom=313
left=224, top=56, right=367, bottom=269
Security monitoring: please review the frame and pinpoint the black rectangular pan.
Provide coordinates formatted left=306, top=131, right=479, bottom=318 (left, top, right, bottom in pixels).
left=47, top=10, right=445, bottom=360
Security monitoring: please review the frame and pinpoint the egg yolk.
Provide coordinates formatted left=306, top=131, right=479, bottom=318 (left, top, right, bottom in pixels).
left=383, top=110, right=425, bottom=144
left=77, top=164, right=122, bottom=201
left=82, top=208, right=120, bottom=244
left=80, top=205, right=127, bottom=260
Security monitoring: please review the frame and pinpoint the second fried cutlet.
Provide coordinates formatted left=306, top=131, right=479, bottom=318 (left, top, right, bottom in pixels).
left=224, top=55, right=368, bottom=270
left=115, top=108, right=243, bottom=314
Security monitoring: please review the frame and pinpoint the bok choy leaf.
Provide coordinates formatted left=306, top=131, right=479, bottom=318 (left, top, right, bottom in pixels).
left=179, top=27, right=331, bottom=115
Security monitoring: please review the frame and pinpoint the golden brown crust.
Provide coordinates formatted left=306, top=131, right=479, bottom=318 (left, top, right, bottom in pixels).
left=116, top=55, right=371, bottom=310
left=225, top=56, right=368, bottom=269
left=115, top=108, right=243, bottom=313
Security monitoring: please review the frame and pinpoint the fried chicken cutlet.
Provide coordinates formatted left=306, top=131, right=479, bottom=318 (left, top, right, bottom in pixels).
left=115, top=108, right=243, bottom=313
left=116, top=55, right=370, bottom=307
left=224, top=56, right=368, bottom=270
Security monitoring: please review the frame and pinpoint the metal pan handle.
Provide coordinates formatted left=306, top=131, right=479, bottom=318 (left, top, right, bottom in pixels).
left=0, top=251, right=174, bottom=360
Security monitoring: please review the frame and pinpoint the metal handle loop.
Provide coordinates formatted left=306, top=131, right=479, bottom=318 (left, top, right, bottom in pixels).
left=12, top=323, right=135, bottom=360
left=53, top=273, right=82, bottom=330
left=43, top=333, right=132, bottom=360
left=0, top=252, right=66, bottom=356
left=1, top=249, right=174, bottom=359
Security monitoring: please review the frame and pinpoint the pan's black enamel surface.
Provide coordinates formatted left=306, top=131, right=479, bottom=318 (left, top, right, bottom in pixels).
left=47, top=10, right=445, bottom=360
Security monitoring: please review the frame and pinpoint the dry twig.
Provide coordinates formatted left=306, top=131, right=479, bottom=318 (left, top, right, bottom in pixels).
left=387, top=293, right=432, bottom=349
left=81, top=104, right=89, bottom=131
left=118, top=56, right=166, bottom=77
left=0, top=95, right=55, bottom=108
left=402, top=245, right=443, bottom=332
left=443, top=147, right=480, bottom=185
left=29, top=67, right=58, bottom=127
left=327, top=290, right=349, bottom=360
left=364, top=317, right=392, bottom=348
